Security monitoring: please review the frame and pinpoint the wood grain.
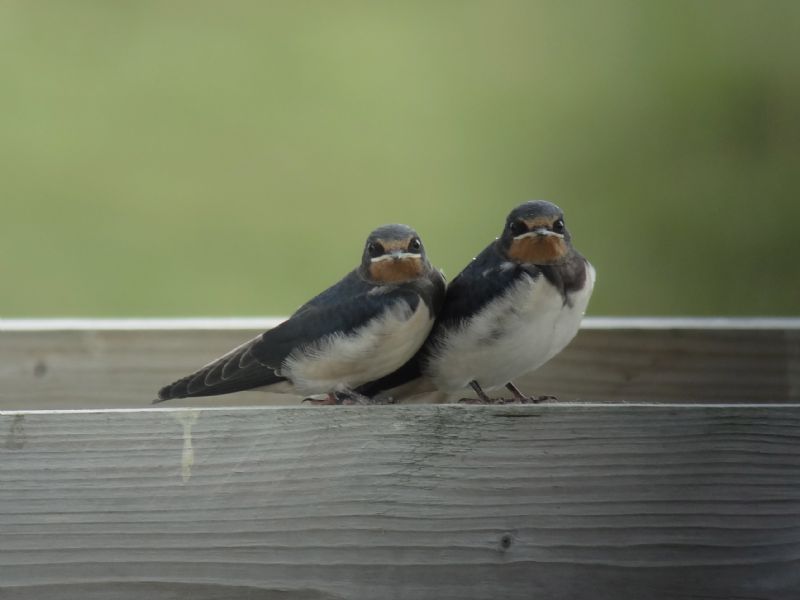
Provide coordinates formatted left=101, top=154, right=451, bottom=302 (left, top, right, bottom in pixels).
left=1, top=404, right=799, bottom=599
left=1, top=318, right=798, bottom=408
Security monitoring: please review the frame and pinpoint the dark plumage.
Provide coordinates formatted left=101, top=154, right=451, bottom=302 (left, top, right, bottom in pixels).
left=359, top=201, right=595, bottom=403
left=156, top=224, right=445, bottom=404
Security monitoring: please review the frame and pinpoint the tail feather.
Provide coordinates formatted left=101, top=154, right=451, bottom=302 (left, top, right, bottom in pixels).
left=155, top=338, right=286, bottom=403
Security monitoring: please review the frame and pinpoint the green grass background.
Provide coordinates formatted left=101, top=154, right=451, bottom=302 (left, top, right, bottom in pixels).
left=2, top=1, right=798, bottom=317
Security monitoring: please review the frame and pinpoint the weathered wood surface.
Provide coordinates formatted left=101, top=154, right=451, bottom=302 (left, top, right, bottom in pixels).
left=1, top=404, right=799, bottom=599
left=1, top=318, right=798, bottom=408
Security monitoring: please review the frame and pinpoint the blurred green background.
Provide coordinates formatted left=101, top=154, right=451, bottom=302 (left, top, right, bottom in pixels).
left=1, top=1, right=798, bottom=317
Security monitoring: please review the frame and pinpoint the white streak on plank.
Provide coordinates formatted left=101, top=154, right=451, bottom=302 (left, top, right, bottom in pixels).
left=0, top=317, right=285, bottom=332
left=173, top=410, right=199, bottom=483
left=1, top=316, right=799, bottom=331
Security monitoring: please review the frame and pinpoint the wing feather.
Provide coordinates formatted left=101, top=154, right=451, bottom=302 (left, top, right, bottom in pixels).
left=156, top=270, right=425, bottom=402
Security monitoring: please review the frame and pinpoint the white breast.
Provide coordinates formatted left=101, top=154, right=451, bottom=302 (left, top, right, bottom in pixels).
left=282, top=298, right=434, bottom=396
left=429, top=262, right=595, bottom=392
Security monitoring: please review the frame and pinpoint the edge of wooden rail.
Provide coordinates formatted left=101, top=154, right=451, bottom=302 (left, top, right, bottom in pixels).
left=1, top=316, right=799, bottom=331
left=3, top=402, right=800, bottom=416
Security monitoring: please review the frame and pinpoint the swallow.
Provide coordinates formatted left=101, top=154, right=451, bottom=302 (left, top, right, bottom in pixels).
left=359, top=201, right=595, bottom=403
left=155, top=224, right=446, bottom=404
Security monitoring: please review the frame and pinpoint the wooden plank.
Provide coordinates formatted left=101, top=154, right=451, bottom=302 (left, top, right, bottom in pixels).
left=1, top=404, right=799, bottom=599
left=1, top=318, right=798, bottom=408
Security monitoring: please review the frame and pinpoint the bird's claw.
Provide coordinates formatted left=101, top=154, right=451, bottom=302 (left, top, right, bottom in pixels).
left=457, top=394, right=557, bottom=405
left=302, top=394, right=337, bottom=405
left=510, top=394, right=556, bottom=404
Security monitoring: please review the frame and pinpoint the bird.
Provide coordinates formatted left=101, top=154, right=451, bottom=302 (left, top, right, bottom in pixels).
left=155, top=224, right=446, bottom=405
left=358, top=200, right=595, bottom=403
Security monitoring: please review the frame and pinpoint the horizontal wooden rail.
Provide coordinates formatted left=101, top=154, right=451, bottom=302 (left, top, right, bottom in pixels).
left=1, top=404, right=799, bottom=599
left=1, top=318, right=798, bottom=408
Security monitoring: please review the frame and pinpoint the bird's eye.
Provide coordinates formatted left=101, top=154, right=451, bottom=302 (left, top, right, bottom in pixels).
left=552, top=219, right=565, bottom=234
left=408, top=237, right=422, bottom=252
left=367, top=241, right=384, bottom=258
left=510, top=220, right=527, bottom=236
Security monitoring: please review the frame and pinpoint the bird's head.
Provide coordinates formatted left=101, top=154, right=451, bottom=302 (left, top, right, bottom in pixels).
left=360, top=224, right=429, bottom=284
left=498, top=200, right=572, bottom=265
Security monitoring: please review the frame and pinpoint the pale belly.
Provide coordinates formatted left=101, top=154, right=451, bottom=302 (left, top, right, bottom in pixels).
left=429, top=265, right=595, bottom=392
left=283, top=299, right=433, bottom=395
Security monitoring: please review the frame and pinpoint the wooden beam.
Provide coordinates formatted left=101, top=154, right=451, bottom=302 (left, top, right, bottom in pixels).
left=1, top=404, right=799, bottom=599
left=1, top=318, right=798, bottom=408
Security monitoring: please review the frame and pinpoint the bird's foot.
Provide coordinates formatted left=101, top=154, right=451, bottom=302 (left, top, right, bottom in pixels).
left=504, top=382, right=556, bottom=404
left=302, top=393, right=337, bottom=405
left=457, top=380, right=500, bottom=404
left=457, top=394, right=556, bottom=404
left=457, top=380, right=558, bottom=404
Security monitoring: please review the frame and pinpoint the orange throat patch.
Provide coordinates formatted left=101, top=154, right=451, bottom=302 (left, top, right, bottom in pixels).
left=507, top=235, right=567, bottom=265
left=369, top=257, right=424, bottom=283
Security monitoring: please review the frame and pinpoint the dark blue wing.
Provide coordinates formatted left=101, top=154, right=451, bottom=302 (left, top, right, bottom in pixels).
left=289, top=270, right=369, bottom=316
left=247, top=281, right=421, bottom=370
left=435, top=242, right=538, bottom=329
left=156, top=270, right=421, bottom=401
